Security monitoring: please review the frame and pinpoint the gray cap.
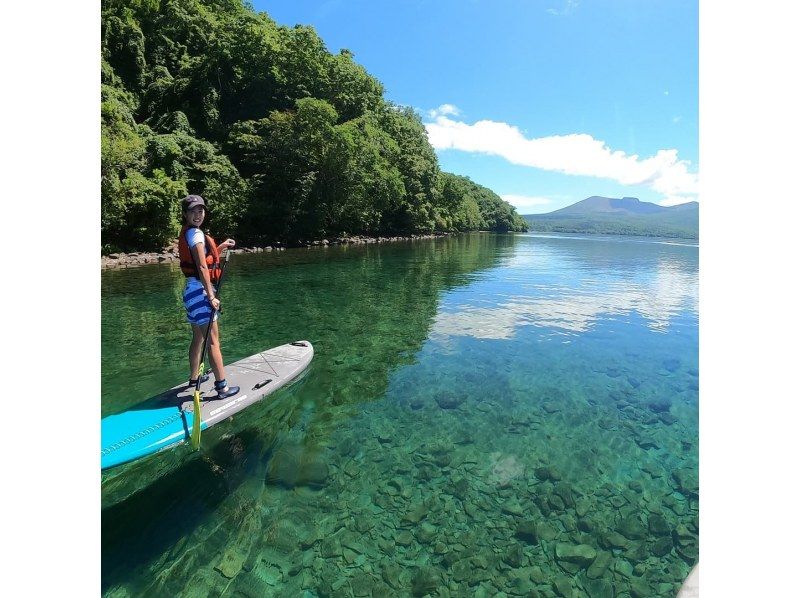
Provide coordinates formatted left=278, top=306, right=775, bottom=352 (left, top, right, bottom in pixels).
left=182, top=195, right=206, bottom=210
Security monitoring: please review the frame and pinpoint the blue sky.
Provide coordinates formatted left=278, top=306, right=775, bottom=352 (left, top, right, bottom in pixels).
left=253, top=0, right=698, bottom=213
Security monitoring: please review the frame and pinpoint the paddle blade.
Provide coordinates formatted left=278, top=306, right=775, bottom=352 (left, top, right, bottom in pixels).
left=191, top=390, right=202, bottom=449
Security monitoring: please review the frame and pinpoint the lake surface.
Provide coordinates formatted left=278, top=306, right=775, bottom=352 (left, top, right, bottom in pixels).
left=101, top=233, right=699, bottom=597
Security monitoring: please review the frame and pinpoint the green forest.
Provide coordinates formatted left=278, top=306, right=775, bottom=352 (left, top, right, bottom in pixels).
left=101, top=0, right=527, bottom=252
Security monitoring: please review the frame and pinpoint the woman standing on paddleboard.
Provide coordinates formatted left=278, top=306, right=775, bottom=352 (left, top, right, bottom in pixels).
left=178, top=195, right=239, bottom=399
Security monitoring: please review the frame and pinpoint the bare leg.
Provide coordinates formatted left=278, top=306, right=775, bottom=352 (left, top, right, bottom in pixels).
left=206, top=319, right=227, bottom=383
left=189, top=324, right=205, bottom=380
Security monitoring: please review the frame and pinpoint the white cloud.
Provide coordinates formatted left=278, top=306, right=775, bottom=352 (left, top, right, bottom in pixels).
left=547, top=0, right=579, bottom=16
left=672, top=116, right=682, bottom=124
left=501, top=194, right=553, bottom=211
left=424, top=114, right=699, bottom=201
left=427, top=104, right=461, bottom=119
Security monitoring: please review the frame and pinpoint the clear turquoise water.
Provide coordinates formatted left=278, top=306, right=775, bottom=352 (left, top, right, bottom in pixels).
left=101, top=233, right=698, bottom=597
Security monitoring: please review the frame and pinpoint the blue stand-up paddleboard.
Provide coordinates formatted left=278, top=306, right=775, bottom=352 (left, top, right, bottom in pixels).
left=102, top=341, right=314, bottom=470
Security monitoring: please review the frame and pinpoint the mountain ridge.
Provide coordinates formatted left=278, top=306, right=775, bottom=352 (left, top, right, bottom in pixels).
left=524, top=196, right=698, bottom=239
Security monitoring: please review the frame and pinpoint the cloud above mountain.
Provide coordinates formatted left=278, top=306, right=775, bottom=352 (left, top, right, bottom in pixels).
left=424, top=111, right=698, bottom=204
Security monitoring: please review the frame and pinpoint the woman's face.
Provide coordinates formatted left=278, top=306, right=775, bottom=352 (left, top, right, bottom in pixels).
left=185, top=205, right=205, bottom=227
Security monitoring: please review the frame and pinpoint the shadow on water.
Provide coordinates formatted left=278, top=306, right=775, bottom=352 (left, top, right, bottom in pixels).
left=101, top=429, right=266, bottom=592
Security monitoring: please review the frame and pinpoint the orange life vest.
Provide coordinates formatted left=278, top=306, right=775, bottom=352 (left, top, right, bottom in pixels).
left=178, top=225, right=222, bottom=284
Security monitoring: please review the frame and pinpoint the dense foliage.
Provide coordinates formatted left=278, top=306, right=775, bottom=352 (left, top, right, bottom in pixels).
left=101, top=0, right=526, bottom=251
left=524, top=213, right=699, bottom=240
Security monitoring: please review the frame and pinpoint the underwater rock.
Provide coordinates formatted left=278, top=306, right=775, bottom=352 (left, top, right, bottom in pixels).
left=449, top=477, right=469, bottom=500
left=548, top=494, right=566, bottom=512
left=552, top=575, right=574, bottom=597
left=659, top=412, right=678, bottom=425
left=601, top=531, right=628, bottom=550
left=402, top=502, right=429, bottom=524
left=586, top=550, right=613, bottom=579
left=415, top=522, right=437, bottom=545
left=555, top=543, right=597, bottom=568
left=215, top=547, right=246, bottom=579
left=534, top=465, right=562, bottom=481
left=651, top=535, right=674, bottom=557
left=610, top=495, right=627, bottom=508
left=537, top=522, right=559, bottom=542
left=396, top=530, right=414, bottom=546
left=298, top=454, right=330, bottom=488
left=377, top=537, right=395, bottom=555
left=408, top=397, right=426, bottom=410
left=676, top=540, right=699, bottom=564
left=514, top=521, right=538, bottom=544
left=577, top=516, right=596, bottom=533
left=647, top=400, right=671, bottom=413
left=503, top=543, right=525, bottom=568
left=629, top=577, right=653, bottom=598
left=634, top=434, right=659, bottom=450
left=436, top=391, right=466, bottom=409
left=464, top=502, right=479, bottom=519
left=352, top=573, right=381, bottom=596
left=451, top=559, right=472, bottom=583
left=575, top=499, right=591, bottom=518
left=411, top=566, right=440, bottom=596
left=553, top=482, right=576, bottom=508
left=319, top=537, right=341, bottom=558
left=614, top=558, right=634, bottom=578
left=581, top=576, right=615, bottom=598
left=502, top=501, right=525, bottom=517
left=266, top=443, right=303, bottom=487
left=627, top=375, right=642, bottom=388
left=382, top=562, right=402, bottom=589
left=542, top=402, right=561, bottom=413
left=506, top=575, right=536, bottom=596
left=672, top=469, right=699, bottom=498
left=623, top=541, right=648, bottom=563
left=617, top=515, right=647, bottom=540
left=647, top=513, right=671, bottom=536
left=662, top=358, right=680, bottom=372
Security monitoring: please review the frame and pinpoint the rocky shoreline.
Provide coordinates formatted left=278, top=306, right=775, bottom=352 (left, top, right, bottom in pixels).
left=101, top=232, right=452, bottom=269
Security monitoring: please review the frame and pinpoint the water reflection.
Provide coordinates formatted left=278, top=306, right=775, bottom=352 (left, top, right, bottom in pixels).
left=431, top=235, right=698, bottom=340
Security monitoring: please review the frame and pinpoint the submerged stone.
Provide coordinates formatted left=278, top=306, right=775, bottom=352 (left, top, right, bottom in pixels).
left=629, top=577, right=653, bottom=598
left=601, top=531, right=629, bottom=549
left=651, top=535, right=674, bottom=557
left=435, top=391, right=466, bottom=409
left=648, top=513, right=671, bottom=536
left=555, top=543, right=597, bottom=568
left=537, top=522, right=559, bottom=541
left=382, top=562, right=402, bottom=589
left=581, top=576, right=615, bottom=598
left=503, top=543, right=524, bottom=568
left=415, top=522, right=437, bottom=545
left=396, top=530, right=414, bottom=546
left=515, top=521, right=538, bottom=544
left=672, top=470, right=699, bottom=498
left=617, top=515, right=647, bottom=540
left=586, top=550, right=613, bottom=579
left=552, top=575, right=574, bottom=597
left=411, top=567, right=441, bottom=596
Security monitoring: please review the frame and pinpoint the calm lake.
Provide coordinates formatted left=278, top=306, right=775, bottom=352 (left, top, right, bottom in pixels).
left=101, top=232, right=699, bottom=597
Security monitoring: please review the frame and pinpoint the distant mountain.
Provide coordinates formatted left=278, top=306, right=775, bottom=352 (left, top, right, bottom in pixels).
left=524, top=196, right=698, bottom=239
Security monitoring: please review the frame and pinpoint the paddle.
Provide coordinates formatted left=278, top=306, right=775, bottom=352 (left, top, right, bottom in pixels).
left=191, top=248, right=232, bottom=449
